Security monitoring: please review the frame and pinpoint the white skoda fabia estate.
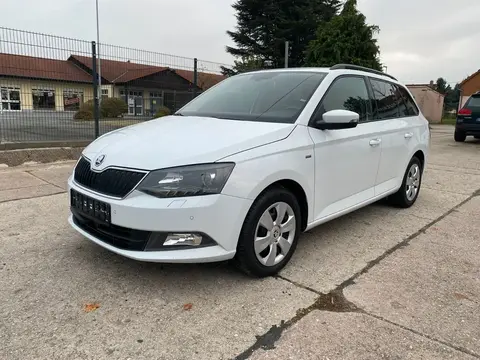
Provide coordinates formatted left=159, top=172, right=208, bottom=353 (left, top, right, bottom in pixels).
left=68, top=64, right=430, bottom=277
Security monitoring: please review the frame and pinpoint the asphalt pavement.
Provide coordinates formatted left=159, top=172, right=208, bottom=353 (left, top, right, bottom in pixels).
left=0, top=111, right=148, bottom=142
left=0, top=125, right=479, bottom=360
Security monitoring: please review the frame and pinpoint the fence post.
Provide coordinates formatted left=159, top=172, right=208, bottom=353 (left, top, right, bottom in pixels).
left=193, top=58, right=198, bottom=99
left=284, top=41, right=289, bottom=68
left=91, top=41, right=100, bottom=138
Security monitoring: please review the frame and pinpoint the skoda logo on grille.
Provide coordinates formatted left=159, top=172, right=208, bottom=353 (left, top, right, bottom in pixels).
left=95, top=154, right=106, bottom=167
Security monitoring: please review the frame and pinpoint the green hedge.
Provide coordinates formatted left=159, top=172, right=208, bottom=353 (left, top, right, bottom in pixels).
left=155, top=106, right=171, bottom=118
left=102, top=98, right=128, bottom=118
left=74, top=98, right=127, bottom=121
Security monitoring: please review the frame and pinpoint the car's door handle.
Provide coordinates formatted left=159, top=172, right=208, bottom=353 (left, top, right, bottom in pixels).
left=369, top=138, right=381, bottom=147
left=404, top=132, right=413, bottom=139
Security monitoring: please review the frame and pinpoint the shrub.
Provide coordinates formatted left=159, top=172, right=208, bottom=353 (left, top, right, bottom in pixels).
left=101, top=97, right=127, bottom=118
left=74, top=109, right=94, bottom=120
left=155, top=106, right=171, bottom=118
left=78, top=99, right=94, bottom=112
left=73, top=98, right=128, bottom=120
left=73, top=100, right=94, bottom=121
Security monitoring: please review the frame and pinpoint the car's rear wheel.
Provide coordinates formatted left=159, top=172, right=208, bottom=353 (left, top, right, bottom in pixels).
left=234, top=186, right=301, bottom=277
left=454, top=130, right=466, bottom=142
left=388, top=156, right=423, bottom=208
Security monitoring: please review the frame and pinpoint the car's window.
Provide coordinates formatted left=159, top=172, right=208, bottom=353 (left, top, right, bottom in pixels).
left=313, top=76, right=370, bottom=123
left=465, top=96, right=480, bottom=108
left=177, top=71, right=327, bottom=123
left=395, top=85, right=419, bottom=116
left=369, top=79, right=400, bottom=120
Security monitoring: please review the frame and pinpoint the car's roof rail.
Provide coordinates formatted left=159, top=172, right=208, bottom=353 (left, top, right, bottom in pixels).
left=330, top=64, right=397, bottom=81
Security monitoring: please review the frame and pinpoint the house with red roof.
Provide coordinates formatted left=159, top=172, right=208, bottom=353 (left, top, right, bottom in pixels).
left=459, top=69, right=480, bottom=110
left=0, top=53, right=225, bottom=115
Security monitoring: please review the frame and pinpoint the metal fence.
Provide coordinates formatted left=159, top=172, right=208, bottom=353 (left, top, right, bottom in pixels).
left=0, top=27, right=230, bottom=144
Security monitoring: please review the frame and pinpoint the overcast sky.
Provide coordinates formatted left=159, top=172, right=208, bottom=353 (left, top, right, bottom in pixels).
left=1, top=0, right=479, bottom=85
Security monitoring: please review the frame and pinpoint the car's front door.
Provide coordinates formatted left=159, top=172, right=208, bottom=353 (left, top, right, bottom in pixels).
left=308, top=75, right=382, bottom=221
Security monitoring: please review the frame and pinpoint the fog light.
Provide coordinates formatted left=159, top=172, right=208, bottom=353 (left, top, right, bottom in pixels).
left=164, top=233, right=203, bottom=246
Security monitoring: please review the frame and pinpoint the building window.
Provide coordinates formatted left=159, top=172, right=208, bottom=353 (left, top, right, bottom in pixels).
left=1, top=86, right=21, bottom=111
left=63, top=89, right=84, bottom=111
left=150, top=92, right=161, bottom=98
left=101, top=88, right=109, bottom=100
left=32, top=88, right=55, bottom=110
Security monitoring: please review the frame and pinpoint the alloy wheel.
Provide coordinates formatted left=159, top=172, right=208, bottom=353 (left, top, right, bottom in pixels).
left=254, top=202, right=296, bottom=267
left=405, top=163, right=420, bottom=201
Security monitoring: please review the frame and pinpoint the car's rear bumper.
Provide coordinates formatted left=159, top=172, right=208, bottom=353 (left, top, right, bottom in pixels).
left=456, top=122, right=480, bottom=135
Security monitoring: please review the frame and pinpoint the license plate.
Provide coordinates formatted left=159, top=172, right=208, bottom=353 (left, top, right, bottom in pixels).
left=71, top=189, right=111, bottom=224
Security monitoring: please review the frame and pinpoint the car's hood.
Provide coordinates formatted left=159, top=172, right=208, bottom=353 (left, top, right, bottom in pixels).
left=83, top=116, right=295, bottom=170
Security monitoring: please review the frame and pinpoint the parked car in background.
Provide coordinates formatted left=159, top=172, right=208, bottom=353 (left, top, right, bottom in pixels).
left=455, top=91, right=480, bottom=142
left=68, top=64, right=430, bottom=277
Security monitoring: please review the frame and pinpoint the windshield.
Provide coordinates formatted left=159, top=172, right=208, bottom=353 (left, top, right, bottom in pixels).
left=177, top=71, right=327, bottom=123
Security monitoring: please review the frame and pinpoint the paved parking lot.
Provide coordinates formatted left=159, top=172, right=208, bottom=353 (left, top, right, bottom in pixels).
left=1, top=125, right=479, bottom=360
left=0, top=111, right=148, bottom=142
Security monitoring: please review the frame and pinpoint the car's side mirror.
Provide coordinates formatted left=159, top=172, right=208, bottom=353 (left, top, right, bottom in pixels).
left=315, top=109, right=359, bottom=130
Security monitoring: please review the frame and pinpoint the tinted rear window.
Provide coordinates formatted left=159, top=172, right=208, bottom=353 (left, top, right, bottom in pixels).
left=466, top=96, right=480, bottom=107
left=396, top=85, right=419, bottom=116
left=369, top=79, right=400, bottom=120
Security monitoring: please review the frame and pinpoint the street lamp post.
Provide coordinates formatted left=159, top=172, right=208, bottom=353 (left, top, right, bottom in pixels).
left=96, top=0, right=102, bottom=105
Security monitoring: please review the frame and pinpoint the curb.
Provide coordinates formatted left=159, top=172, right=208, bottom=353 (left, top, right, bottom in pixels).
left=0, top=146, right=85, bottom=167
left=0, top=140, right=90, bottom=151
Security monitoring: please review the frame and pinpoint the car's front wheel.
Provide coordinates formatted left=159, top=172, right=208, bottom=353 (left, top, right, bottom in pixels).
left=388, top=156, right=423, bottom=208
left=234, top=186, right=301, bottom=277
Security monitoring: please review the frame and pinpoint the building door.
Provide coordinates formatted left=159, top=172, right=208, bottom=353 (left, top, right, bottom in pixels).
left=149, top=92, right=163, bottom=115
left=127, top=90, right=143, bottom=116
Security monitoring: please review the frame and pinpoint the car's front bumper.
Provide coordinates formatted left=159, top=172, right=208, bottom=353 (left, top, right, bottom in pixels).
left=68, top=176, right=253, bottom=263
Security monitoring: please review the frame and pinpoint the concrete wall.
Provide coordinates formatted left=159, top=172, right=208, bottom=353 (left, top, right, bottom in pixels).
left=407, top=86, right=445, bottom=123
left=0, top=78, right=94, bottom=111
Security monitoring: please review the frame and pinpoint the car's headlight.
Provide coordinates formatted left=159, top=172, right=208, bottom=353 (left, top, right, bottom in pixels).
left=137, top=163, right=235, bottom=198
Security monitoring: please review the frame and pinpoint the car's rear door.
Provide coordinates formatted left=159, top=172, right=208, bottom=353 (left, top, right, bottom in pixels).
left=367, top=78, right=418, bottom=196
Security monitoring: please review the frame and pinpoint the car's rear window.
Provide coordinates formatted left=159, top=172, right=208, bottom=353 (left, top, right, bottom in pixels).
left=466, top=96, right=480, bottom=107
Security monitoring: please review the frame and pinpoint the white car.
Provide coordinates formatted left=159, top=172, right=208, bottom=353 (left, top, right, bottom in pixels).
left=68, top=64, right=429, bottom=277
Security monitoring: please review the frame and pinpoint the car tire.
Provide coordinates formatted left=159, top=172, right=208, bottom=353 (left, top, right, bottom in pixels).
left=388, top=156, right=423, bottom=208
left=234, top=186, right=301, bottom=277
left=454, top=130, right=466, bottom=142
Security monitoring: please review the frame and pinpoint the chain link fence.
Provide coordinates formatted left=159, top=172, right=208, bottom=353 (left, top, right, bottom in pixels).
left=0, top=27, right=230, bottom=144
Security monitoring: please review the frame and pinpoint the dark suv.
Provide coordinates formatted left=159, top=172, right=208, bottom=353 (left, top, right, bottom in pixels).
left=455, top=92, right=480, bottom=142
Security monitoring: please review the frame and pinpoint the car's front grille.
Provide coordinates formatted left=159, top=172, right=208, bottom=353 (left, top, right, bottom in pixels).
left=72, top=211, right=151, bottom=251
left=74, top=157, right=146, bottom=198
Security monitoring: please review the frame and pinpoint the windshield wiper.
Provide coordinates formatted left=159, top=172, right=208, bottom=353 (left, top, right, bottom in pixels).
left=173, top=112, right=184, bottom=116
